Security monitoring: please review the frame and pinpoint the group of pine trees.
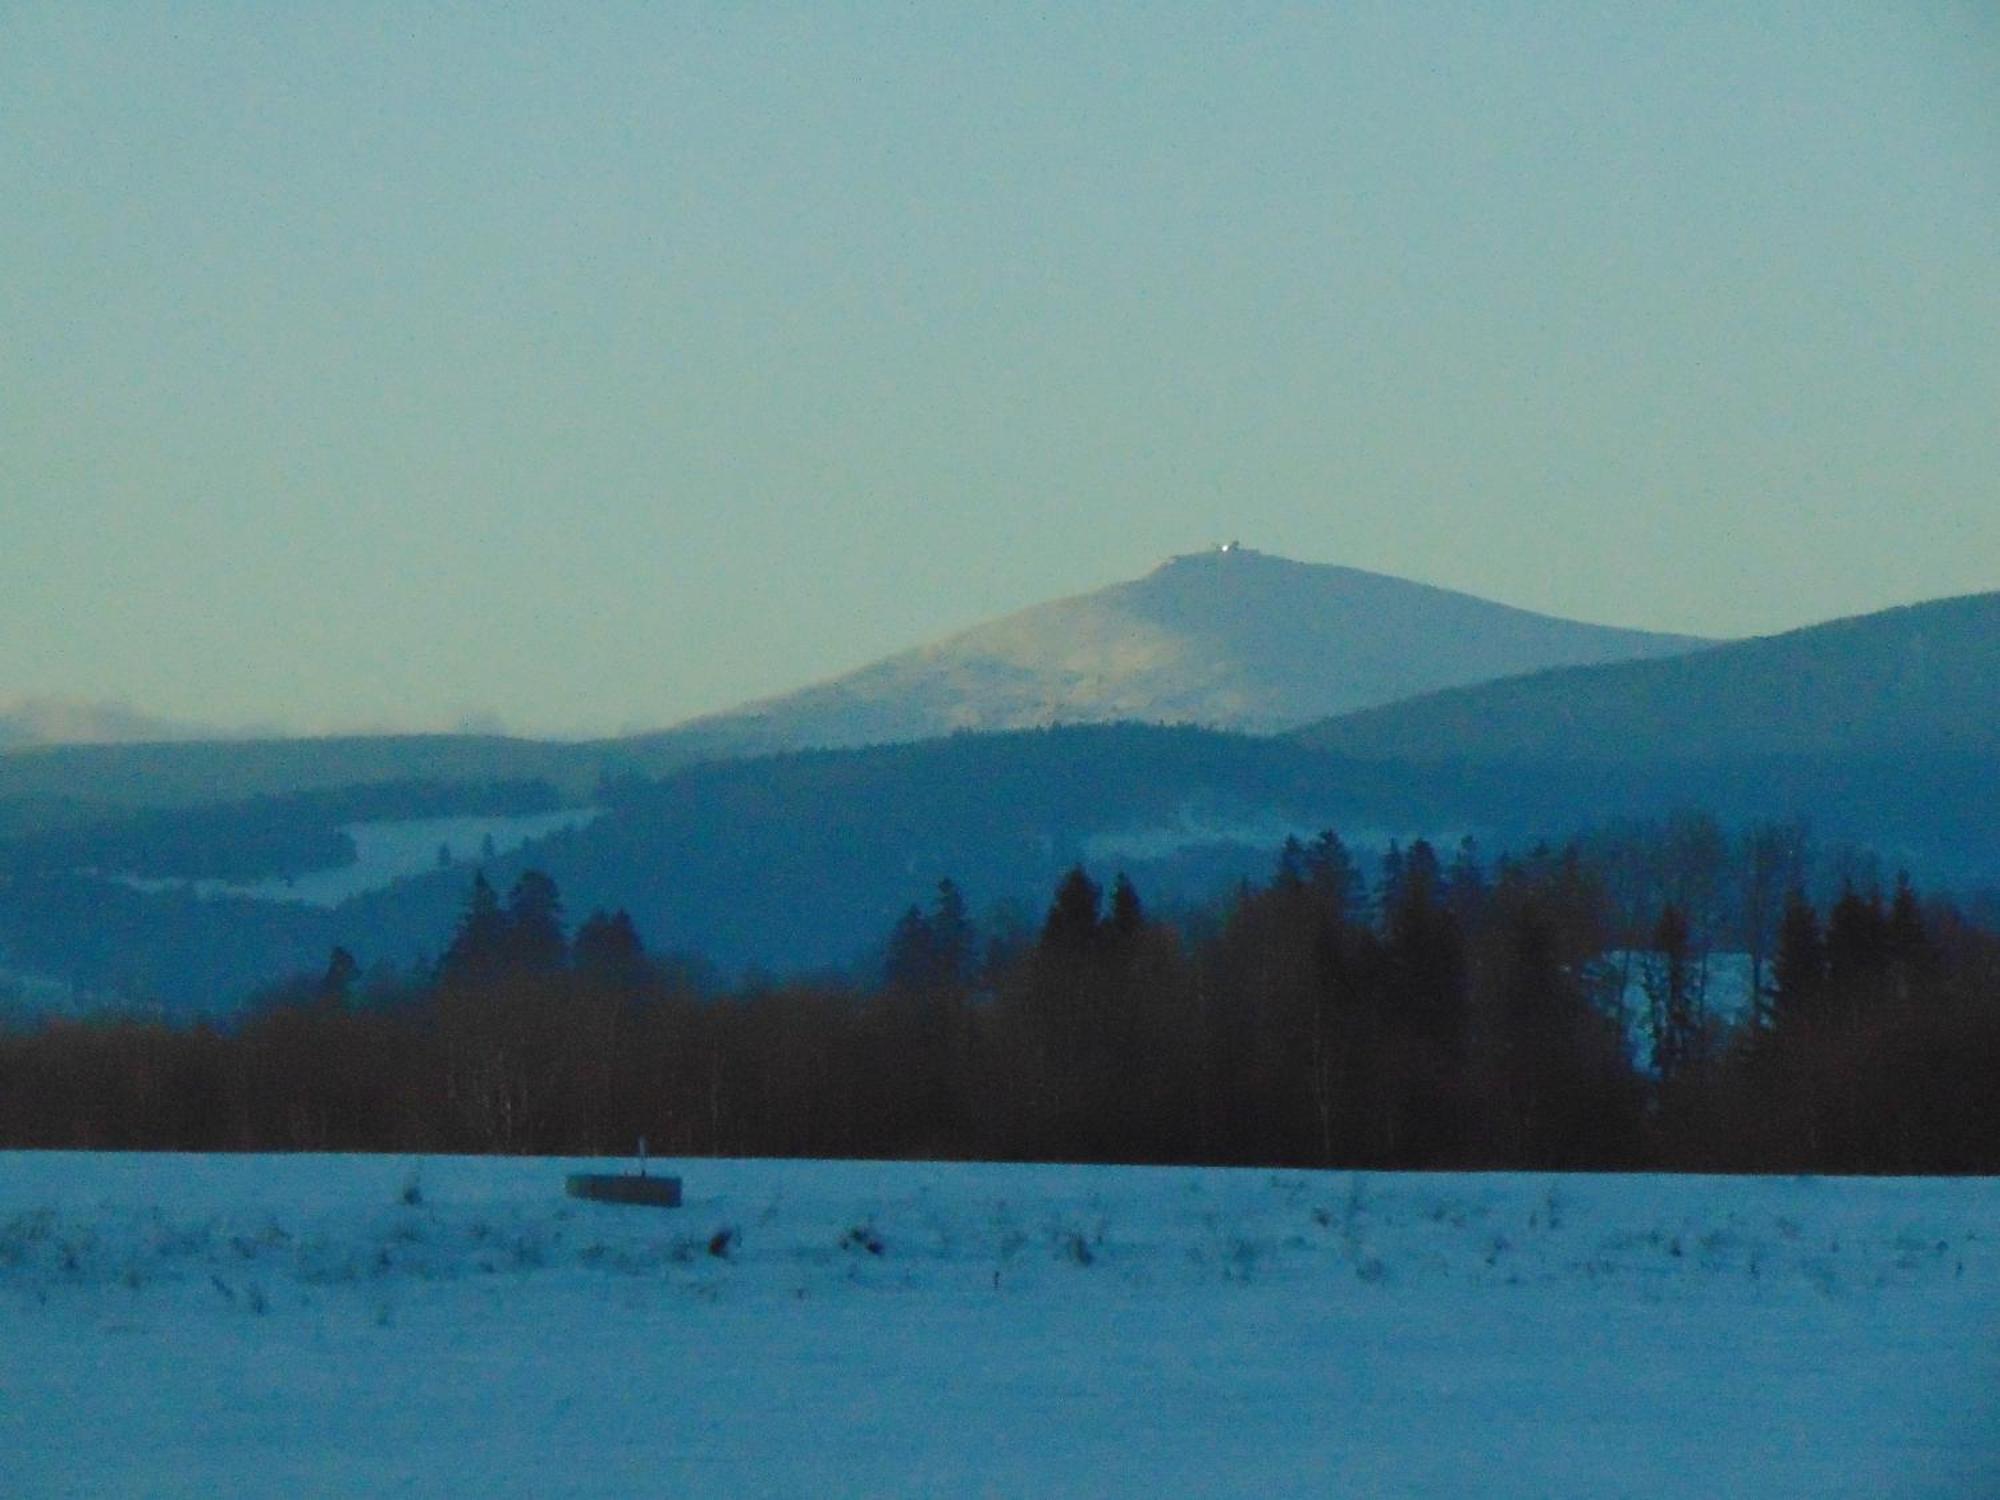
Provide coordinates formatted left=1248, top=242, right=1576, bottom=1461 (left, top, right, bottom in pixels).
left=2, top=825, right=1995, bottom=1171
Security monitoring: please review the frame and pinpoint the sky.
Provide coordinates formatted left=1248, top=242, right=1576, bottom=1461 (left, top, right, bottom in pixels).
left=3, top=2, right=1996, bottom=738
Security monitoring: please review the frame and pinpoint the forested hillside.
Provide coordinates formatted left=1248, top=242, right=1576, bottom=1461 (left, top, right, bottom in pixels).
left=4, top=720, right=1995, bottom=1013
left=7, top=827, right=1995, bottom=1175
left=1295, top=591, right=2000, bottom=763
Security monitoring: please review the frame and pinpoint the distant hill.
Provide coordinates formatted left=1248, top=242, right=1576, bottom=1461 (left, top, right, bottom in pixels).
left=0, top=698, right=226, bottom=751
left=0, top=549, right=1705, bottom=830
left=0, top=734, right=603, bottom=835
left=656, top=547, right=1709, bottom=751
left=1292, top=592, right=2000, bottom=764
left=10, top=716, right=1995, bottom=1015
left=0, top=726, right=1435, bottom=1007
left=0, top=728, right=766, bottom=839
left=9, top=580, right=1995, bottom=1012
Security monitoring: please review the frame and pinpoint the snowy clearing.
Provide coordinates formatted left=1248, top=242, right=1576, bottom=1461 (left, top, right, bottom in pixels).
left=2, top=1154, right=1995, bottom=1498
left=113, top=808, right=601, bottom=909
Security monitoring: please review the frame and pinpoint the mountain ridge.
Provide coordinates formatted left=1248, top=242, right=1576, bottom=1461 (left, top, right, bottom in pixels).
left=1291, top=590, right=2000, bottom=763
left=0, top=698, right=235, bottom=751
left=650, top=546, right=1712, bottom=753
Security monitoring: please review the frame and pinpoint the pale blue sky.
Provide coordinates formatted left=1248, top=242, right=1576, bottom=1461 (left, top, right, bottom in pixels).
left=4, top=3, right=1995, bottom=736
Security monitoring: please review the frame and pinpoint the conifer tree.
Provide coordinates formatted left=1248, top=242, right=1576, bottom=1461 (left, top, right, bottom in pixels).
left=1769, top=888, right=1825, bottom=1040
left=1304, top=830, right=1362, bottom=923
left=1825, top=881, right=1887, bottom=1030
left=574, top=909, right=647, bottom=990
left=1275, top=836, right=1309, bottom=892
left=503, top=870, right=567, bottom=973
left=929, top=878, right=975, bottom=991
left=884, top=905, right=937, bottom=995
left=1445, top=835, right=1488, bottom=925
left=1383, top=839, right=1462, bottom=1052
left=318, top=946, right=360, bottom=1006
left=441, top=872, right=508, bottom=989
left=1041, top=866, right=1102, bottom=953
left=1884, top=872, right=1932, bottom=1002
left=1107, top=873, right=1145, bottom=949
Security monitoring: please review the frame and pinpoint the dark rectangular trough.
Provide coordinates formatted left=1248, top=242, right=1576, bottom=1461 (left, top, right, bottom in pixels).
left=566, top=1172, right=682, bottom=1208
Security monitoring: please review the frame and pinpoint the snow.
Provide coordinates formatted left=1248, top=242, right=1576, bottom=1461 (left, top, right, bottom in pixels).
left=114, top=809, right=601, bottom=909
left=1609, top=950, right=1762, bottom=1067
left=2, top=1154, right=1995, bottom=1497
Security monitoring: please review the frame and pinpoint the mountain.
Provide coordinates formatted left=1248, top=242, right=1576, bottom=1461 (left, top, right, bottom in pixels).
left=0, top=698, right=226, bottom=751
left=13, top=575, right=1993, bottom=1012
left=1291, top=591, right=2000, bottom=764
left=654, top=547, right=1710, bottom=752
left=0, top=551, right=1703, bottom=828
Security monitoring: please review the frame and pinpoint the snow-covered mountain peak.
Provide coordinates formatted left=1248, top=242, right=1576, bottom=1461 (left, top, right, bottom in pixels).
left=662, top=551, right=1711, bottom=754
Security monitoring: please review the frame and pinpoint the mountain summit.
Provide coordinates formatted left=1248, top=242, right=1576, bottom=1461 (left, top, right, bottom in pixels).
left=667, top=547, right=1709, bottom=753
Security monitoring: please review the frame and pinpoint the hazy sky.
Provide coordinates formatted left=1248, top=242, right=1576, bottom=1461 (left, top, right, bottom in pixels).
left=4, top=3, right=1996, bottom=737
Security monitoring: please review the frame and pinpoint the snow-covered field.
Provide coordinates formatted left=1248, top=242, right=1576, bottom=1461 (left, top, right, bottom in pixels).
left=2, top=1154, right=1994, bottom=1498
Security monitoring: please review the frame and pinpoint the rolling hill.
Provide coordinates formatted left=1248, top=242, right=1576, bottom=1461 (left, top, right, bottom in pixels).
left=1292, top=591, right=2000, bottom=763
left=10, top=714, right=1994, bottom=1014
left=0, top=698, right=228, bottom=751
left=0, top=727, right=1420, bottom=1007
left=0, top=548, right=1706, bottom=831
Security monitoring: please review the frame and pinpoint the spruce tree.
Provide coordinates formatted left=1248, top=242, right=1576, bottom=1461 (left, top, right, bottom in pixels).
left=574, top=909, right=647, bottom=990
left=318, top=946, right=360, bottom=1007
left=1769, top=889, right=1824, bottom=1041
left=929, top=879, right=975, bottom=991
left=1041, top=867, right=1102, bottom=953
left=503, top=870, right=567, bottom=973
left=441, top=872, right=508, bottom=989
left=1107, top=873, right=1145, bottom=948
left=1885, top=872, right=1932, bottom=1001
left=883, top=905, right=936, bottom=995
left=1304, top=830, right=1362, bottom=923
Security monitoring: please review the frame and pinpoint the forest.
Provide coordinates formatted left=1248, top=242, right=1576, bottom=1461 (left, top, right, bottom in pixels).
left=2, top=816, right=1996, bottom=1174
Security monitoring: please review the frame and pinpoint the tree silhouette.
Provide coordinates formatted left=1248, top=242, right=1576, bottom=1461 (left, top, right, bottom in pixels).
left=1644, top=904, right=1701, bottom=1085
left=929, top=879, right=975, bottom=990
left=440, top=873, right=508, bottom=989
left=1106, top=873, right=1144, bottom=949
left=1041, top=866, right=1102, bottom=953
left=575, top=909, right=647, bottom=990
left=318, top=946, right=360, bottom=1006
left=1769, top=888, right=1825, bottom=1043
left=504, top=870, right=567, bottom=974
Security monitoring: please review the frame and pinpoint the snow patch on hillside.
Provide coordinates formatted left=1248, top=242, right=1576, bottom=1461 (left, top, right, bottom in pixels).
left=2, top=1154, right=1994, bottom=1497
left=116, top=808, right=601, bottom=908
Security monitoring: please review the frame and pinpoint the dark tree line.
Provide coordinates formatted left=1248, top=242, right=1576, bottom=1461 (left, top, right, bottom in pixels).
left=3, top=836, right=1996, bottom=1172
